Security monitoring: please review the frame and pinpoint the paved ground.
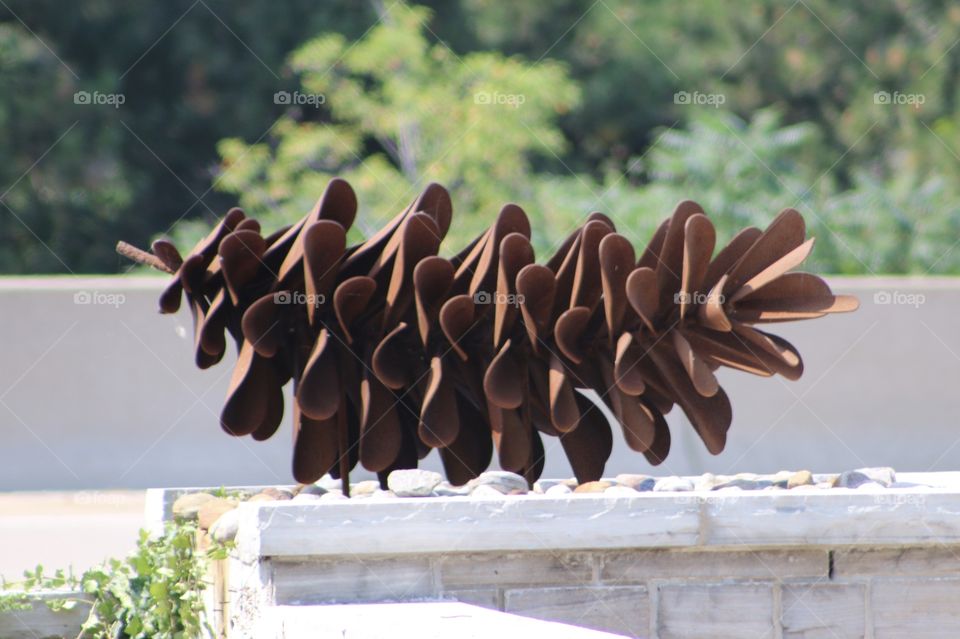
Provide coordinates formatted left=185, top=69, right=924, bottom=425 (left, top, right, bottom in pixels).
left=0, top=490, right=144, bottom=581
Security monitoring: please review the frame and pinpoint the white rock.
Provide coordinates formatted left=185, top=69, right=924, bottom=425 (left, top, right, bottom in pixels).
left=545, top=484, right=573, bottom=496
left=210, top=508, right=240, bottom=543
left=292, top=493, right=322, bottom=502
left=468, top=471, right=528, bottom=494
left=387, top=469, right=443, bottom=497
left=654, top=477, right=695, bottom=492
left=315, top=475, right=343, bottom=491
left=432, top=482, right=470, bottom=497
left=534, top=479, right=572, bottom=493
left=693, top=473, right=718, bottom=491
left=350, top=480, right=381, bottom=497
left=856, top=466, right=896, bottom=486
left=471, top=485, right=506, bottom=498
left=172, top=492, right=214, bottom=520
left=605, top=485, right=639, bottom=496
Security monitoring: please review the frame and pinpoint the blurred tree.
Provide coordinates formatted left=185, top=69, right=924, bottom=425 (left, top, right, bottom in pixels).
left=206, top=1, right=579, bottom=250
left=536, top=107, right=960, bottom=275
left=3, top=0, right=960, bottom=274
left=0, top=22, right=136, bottom=272
left=0, top=0, right=377, bottom=272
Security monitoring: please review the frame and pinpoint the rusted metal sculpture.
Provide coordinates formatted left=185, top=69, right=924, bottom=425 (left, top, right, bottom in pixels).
left=118, top=178, right=858, bottom=493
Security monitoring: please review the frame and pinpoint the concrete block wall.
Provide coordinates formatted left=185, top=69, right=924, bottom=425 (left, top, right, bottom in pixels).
left=225, top=547, right=960, bottom=638
left=149, top=479, right=960, bottom=638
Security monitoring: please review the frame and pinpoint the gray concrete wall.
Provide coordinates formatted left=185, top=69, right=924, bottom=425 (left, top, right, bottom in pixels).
left=0, top=276, right=955, bottom=490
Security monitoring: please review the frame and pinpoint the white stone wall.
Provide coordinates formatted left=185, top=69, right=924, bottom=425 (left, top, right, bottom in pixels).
left=203, top=479, right=960, bottom=638
left=227, top=547, right=960, bottom=638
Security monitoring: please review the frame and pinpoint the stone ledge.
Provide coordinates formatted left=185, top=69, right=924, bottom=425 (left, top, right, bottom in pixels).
left=232, top=487, right=960, bottom=560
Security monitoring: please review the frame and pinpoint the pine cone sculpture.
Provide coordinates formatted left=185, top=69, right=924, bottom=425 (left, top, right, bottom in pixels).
left=119, top=178, right=857, bottom=492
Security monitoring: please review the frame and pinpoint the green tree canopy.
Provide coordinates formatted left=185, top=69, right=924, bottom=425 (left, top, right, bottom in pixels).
left=207, top=2, right=579, bottom=250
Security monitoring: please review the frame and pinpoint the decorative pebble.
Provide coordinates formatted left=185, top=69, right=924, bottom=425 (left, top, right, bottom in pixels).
left=615, top=474, right=651, bottom=489
left=839, top=469, right=895, bottom=489
left=535, top=479, right=574, bottom=493
left=604, top=485, right=639, bottom=496
left=185, top=466, right=904, bottom=515
left=387, top=469, right=443, bottom=497
left=712, top=478, right=772, bottom=491
left=432, top=482, right=471, bottom=497
left=315, top=475, right=344, bottom=491
left=574, top=481, right=612, bottom=493
left=468, top=471, right=529, bottom=494
left=634, top=478, right=657, bottom=492
left=198, top=498, right=238, bottom=530
left=693, top=473, right=720, bottom=491
left=787, top=470, right=814, bottom=489
left=837, top=471, right=871, bottom=488
left=172, top=492, right=215, bottom=520
left=470, top=485, right=506, bottom=498
left=654, top=477, right=694, bottom=492
left=210, top=508, right=240, bottom=543
left=349, top=481, right=381, bottom=498
left=714, top=485, right=744, bottom=493
left=813, top=473, right=840, bottom=486
left=298, top=484, right=329, bottom=496
left=855, top=467, right=896, bottom=487
left=249, top=487, right=294, bottom=502
left=770, top=470, right=793, bottom=488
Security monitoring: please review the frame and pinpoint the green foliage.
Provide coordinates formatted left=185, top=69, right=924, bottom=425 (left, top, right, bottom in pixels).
left=0, top=565, right=82, bottom=615
left=536, top=107, right=960, bottom=275
left=209, top=2, right=579, bottom=251
left=0, top=521, right=230, bottom=639
left=4, top=0, right=960, bottom=274
left=0, top=0, right=377, bottom=273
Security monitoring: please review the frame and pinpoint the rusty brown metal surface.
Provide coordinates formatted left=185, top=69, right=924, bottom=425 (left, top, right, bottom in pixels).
left=118, top=179, right=858, bottom=492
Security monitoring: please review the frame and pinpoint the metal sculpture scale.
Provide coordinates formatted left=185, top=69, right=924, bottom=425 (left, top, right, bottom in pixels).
left=118, top=179, right=858, bottom=494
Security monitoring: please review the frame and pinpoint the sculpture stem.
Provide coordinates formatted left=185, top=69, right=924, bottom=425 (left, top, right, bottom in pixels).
left=116, top=241, right=175, bottom=274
